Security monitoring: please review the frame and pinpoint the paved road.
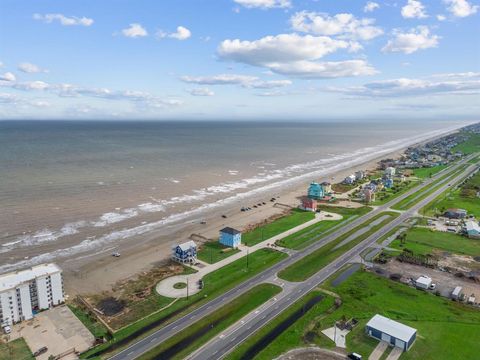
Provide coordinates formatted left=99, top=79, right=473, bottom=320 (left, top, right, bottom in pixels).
left=109, top=156, right=476, bottom=360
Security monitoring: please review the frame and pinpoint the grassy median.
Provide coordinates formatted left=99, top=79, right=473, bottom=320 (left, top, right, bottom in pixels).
left=137, top=283, right=282, bottom=360
left=278, top=212, right=399, bottom=282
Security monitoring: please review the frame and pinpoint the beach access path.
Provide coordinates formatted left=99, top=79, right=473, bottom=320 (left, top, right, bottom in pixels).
left=155, top=211, right=342, bottom=298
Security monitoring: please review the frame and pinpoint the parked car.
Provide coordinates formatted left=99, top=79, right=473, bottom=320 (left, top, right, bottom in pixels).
left=348, top=353, right=362, bottom=360
left=33, top=347, right=48, bottom=357
left=111, top=252, right=121, bottom=257
left=2, top=325, right=11, bottom=334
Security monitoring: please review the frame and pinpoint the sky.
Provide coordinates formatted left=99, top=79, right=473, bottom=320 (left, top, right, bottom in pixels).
left=0, top=0, right=479, bottom=120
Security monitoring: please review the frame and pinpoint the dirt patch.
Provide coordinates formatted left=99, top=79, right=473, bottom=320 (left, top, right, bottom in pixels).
left=97, top=297, right=126, bottom=316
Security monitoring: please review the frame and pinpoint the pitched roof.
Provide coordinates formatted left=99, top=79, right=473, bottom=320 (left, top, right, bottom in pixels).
left=177, top=240, right=196, bottom=251
left=366, top=314, right=416, bottom=342
left=220, top=227, right=241, bottom=235
left=465, top=220, right=480, bottom=232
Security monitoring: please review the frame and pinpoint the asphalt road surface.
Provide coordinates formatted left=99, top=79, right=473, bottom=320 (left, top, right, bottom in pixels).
left=109, top=155, right=477, bottom=360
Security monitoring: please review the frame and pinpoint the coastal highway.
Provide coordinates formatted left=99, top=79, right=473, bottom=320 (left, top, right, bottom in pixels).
left=190, top=160, right=479, bottom=360
left=109, top=155, right=476, bottom=360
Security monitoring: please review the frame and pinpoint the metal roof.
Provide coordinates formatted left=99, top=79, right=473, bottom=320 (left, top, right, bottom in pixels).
left=0, top=263, right=62, bottom=292
left=220, top=227, right=241, bottom=235
left=177, top=240, right=196, bottom=251
left=465, top=220, right=480, bottom=232
left=367, top=315, right=417, bottom=342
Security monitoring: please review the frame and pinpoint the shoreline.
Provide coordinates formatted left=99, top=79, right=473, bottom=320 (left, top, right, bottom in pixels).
left=63, top=144, right=411, bottom=295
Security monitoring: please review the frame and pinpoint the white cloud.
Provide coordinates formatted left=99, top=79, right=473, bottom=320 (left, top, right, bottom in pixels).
left=267, top=60, right=377, bottom=78
left=180, top=74, right=292, bottom=88
left=364, top=2, right=380, bottom=12
left=444, top=0, right=478, bottom=17
left=30, top=100, right=51, bottom=108
left=18, top=62, right=48, bottom=73
left=401, top=0, right=428, bottom=18
left=233, top=0, right=291, bottom=9
left=0, top=72, right=16, bottom=82
left=0, top=78, right=181, bottom=109
left=290, top=11, right=383, bottom=40
left=121, top=23, right=148, bottom=38
left=329, top=72, right=480, bottom=97
left=157, top=26, right=191, bottom=40
left=0, top=92, right=17, bottom=103
left=218, top=33, right=376, bottom=78
left=187, top=88, right=215, bottom=96
left=0, top=61, right=4, bottom=68
left=436, top=14, right=447, bottom=20
left=33, top=13, right=93, bottom=26
left=219, top=33, right=351, bottom=66
left=382, top=26, right=439, bottom=54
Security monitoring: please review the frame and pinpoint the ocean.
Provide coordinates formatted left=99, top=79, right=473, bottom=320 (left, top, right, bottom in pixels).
left=0, top=120, right=467, bottom=273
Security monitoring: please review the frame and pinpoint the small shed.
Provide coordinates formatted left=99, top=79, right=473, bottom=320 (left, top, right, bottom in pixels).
left=415, top=275, right=432, bottom=290
left=172, top=240, right=197, bottom=264
left=451, top=286, right=463, bottom=300
left=465, top=220, right=480, bottom=239
left=366, top=314, right=417, bottom=351
left=219, top=227, right=242, bottom=248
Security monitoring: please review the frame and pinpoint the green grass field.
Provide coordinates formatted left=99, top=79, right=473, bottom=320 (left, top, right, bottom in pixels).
left=197, top=241, right=240, bottom=264
left=389, top=227, right=480, bottom=256
left=0, top=338, right=33, bottom=360
left=370, top=180, right=419, bottom=205
left=423, top=170, right=480, bottom=217
left=412, top=165, right=447, bottom=179
left=276, top=206, right=371, bottom=250
left=278, top=212, right=398, bottom=282
left=226, top=291, right=336, bottom=360
left=242, top=209, right=315, bottom=246
left=233, top=270, right=480, bottom=360
left=452, top=133, right=480, bottom=155
left=81, top=248, right=287, bottom=359
left=137, top=284, right=282, bottom=360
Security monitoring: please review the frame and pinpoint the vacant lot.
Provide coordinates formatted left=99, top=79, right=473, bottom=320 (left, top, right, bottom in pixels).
left=389, top=227, right=480, bottom=257
left=242, top=209, right=315, bottom=246
left=424, top=171, right=480, bottom=217
left=197, top=241, right=240, bottom=264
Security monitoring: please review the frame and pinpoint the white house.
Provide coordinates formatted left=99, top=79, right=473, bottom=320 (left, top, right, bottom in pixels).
left=384, top=167, right=396, bottom=177
left=0, top=263, right=64, bottom=326
left=343, top=174, right=356, bottom=185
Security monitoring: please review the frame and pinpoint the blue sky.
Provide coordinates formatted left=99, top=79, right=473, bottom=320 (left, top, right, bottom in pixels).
left=0, top=0, right=479, bottom=120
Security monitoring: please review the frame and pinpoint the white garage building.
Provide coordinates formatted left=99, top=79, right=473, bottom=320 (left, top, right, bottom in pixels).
left=365, top=314, right=417, bottom=351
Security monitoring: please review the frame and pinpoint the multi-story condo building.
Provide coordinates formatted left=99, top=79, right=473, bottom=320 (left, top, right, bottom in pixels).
left=0, top=263, right=64, bottom=326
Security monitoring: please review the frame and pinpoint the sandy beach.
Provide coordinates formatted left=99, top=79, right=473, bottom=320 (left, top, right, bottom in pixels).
left=63, top=147, right=406, bottom=295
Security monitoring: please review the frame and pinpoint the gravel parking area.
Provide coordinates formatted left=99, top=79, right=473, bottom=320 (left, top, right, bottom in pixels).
left=11, top=305, right=94, bottom=360
left=375, top=261, right=480, bottom=301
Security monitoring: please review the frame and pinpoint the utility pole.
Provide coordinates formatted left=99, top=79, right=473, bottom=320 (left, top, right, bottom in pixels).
left=186, top=277, right=189, bottom=301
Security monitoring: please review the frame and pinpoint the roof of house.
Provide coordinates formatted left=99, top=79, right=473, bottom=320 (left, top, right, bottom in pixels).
left=366, top=314, right=417, bottom=342
left=0, top=263, right=62, bottom=292
left=465, top=220, right=480, bottom=232
left=220, top=227, right=241, bottom=235
left=177, top=240, right=196, bottom=251
left=446, top=208, right=467, bottom=213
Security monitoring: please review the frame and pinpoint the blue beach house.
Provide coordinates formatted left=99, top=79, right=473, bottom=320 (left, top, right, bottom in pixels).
left=172, top=240, right=197, bottom=264
left=383, top=178, right=394, bottom=189
left=219, top=227, right=242, bottom=248
left=308, top=182, right=324, bottom=199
